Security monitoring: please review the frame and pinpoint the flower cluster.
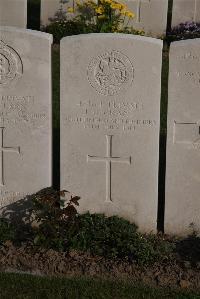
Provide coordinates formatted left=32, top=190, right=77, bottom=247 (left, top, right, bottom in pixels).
left=66, top=0, right=136, bottom=32
left=45, top=0, right=144, bottom=42
left=167, top=21, right=200, bottom=42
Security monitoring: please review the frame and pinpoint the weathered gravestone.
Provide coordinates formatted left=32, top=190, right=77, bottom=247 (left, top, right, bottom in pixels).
left=61, top=34, right=162, bottom=232
left=172, top=0, right=200, bottom=28
left=165, top=39, right=200, bottom=236
left=0, top=0, right=27, bottom=28
left=120, top=0, right=168, bottom=37
left=41, top=0, right=73, bottom=27
left=0, top=27, right=52, bottom=209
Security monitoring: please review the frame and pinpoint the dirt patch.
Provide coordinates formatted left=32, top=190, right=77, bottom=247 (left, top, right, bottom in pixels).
left=0, top=241, right=199, bottom=291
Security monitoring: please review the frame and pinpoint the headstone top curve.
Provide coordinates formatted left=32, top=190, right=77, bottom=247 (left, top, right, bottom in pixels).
left=61, top=33, right=163, bottom=47
left=0, top=27, right=53, bottom=43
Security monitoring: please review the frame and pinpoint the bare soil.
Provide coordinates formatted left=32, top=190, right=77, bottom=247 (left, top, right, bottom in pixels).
left=0, top=241, right=199, bottom=291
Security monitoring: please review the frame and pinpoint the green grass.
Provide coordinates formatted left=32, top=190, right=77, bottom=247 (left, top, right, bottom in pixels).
left=0, top=272, right=199, bottom=299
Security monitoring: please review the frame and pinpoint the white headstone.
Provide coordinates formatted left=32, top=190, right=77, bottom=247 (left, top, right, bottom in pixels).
left=61, top=34, right=162, bottom=232
left=172, top=0, right=200, bottom=28
left=121, top=0, right=168, bottom=37
left=165, top=39, right=200, bottom=236
left=0, top=0, right=27, bottom=28
left=0, top=27, right=52, bottom=209
left=41, top=0, right=73, bottom=27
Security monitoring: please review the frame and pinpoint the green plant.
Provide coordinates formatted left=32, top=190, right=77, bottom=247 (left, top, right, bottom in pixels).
left=0, top=218, right=15, bottom=245
left=32, top=188, right=80, bottom=251
left=44, top=0, right=144, bottom=42
left=74, top=0, right=135, bottom=33
left=32, top=189, right=173, bottom=265
left=69, top=213, right=174, bottom=264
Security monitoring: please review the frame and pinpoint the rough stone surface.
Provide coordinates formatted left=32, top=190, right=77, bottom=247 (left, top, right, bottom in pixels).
left=120, top=0, right=168, bottom=37
left=165, top=39, right=200, bottom=236
left=0, top=27, right=52, bottom=210
left=172, top=0, right=200, bottom=28
left=40, top=0, right=73, bottom=27
left=0, top=0, right=27, bottom=28
left=60, top=33, right=162, bottom=233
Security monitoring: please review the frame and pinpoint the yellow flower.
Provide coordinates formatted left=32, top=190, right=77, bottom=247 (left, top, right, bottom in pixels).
left=95, top=6, right=104, bottom=14
left=67, top=7, right=74, bottom=13
left=110, top=2, right=121, bottom=10
left=126, top=11, right=135, bottom=18
left=119, top=3, right=127, bottom=11
left=121, top=9, right=135, bottom=18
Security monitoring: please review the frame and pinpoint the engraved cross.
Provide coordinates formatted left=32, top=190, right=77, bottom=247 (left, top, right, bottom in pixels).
left=133, top=0, right=151, bottom=23
left=173, top=121, right=200, bottom=145
left=0, top=127, right=20, bottom=186
left=87, top=135, right=131, bottom=203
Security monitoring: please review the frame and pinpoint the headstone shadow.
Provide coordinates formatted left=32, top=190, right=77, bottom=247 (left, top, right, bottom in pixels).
left=176, top=234, right=200, bottom=264
left=0, top=187, right=54, bottom=242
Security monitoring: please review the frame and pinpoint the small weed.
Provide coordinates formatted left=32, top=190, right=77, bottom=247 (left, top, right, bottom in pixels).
left=0, top=218, right=15, bottom=245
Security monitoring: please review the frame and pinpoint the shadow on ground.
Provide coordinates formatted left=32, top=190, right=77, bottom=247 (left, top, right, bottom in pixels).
left=176, top=234, right=200, bottom=265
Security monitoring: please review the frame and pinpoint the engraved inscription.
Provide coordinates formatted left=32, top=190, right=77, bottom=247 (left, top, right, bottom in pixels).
left=87, top=50, right=134, bottom=96
left=0, top=40, right=23, bottom=87
left=176, top=52, right=200, bottom=85
left=0, top=127, right=20, bottom=186
left=65, top=99, right=156, bottom=132
left=66, top=116, right=156, bottom=131
left=176, top=71, right=200, bottom=85
left=87, top=135, right=131, bottom=202
left=0, top=95, right=47, bottom=126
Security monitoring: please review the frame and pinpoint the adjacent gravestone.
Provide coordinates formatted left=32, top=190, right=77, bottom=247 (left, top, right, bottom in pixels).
left=0, top=27, right=52, bottom=209
left=172, top=0, right=200, bottom=28
left=61, top=34, right=162, bottom=232
left=41, top=0, right=73, bottom=27
left=165, top=39, right=200, bottom=236
left=0, top=0, right=27, bottom=28
left=121, top=0, right=168, bottom=37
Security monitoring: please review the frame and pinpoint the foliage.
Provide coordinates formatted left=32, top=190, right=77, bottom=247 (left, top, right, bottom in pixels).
left=44, top=0, right=144, bottom=43
left=32, top=189, right=173, bottom=265
left=32, top=188, right=80, bottom=251
left=0, top=218, right=15, bottom=245
left=68, top=213, right=174, bottom=265
left=167, top=21, right=200, bottom=43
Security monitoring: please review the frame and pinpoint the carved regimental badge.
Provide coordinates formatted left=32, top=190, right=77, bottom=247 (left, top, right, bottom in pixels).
left=0, top=40, right=23, bottom=87
left=87, top=50, right=134, bottom=96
